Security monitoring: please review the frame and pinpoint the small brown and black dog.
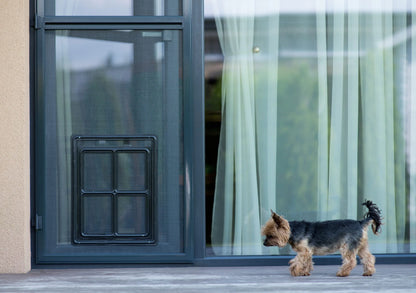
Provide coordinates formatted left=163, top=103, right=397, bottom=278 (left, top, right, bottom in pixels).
left=262, top=200, right=382, bottom=277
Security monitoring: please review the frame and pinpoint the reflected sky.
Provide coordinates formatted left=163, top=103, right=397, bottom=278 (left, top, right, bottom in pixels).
left=55, top=0, right=164, bottom=16
left=56, top=0, right=133, bottom=15
left=56, top=35, right=133, bottom=71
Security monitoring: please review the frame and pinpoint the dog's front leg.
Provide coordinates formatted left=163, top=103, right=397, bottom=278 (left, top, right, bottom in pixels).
left=289, top=251, right=313, bottom=276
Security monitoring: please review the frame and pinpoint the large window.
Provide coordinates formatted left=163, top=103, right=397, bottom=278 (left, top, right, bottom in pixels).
left=205, top=0, right=416, bottom=256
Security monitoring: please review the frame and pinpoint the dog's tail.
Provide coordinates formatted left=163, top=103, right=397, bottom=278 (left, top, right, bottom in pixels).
left=361, top=200, right=382, bottom=235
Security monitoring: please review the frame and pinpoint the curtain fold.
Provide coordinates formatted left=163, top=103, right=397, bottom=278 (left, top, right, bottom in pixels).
left=56, top=36, right=73, bottom=244
left=327, top=0, right=346, bottom=219
left=211, top=0, right=281, bottom=255
left=211, top=0, right=262, bottom=255
left=359, top=1, right=396, bottom=253
left=316, top=0, right=329, bottom=221
left=317, top=0, right=359, bottom=221
left=410, top=2, right=416, bottom=253
left=56, top=0, right=77, bottom=243
left=345, top=0, right=359, bottom=220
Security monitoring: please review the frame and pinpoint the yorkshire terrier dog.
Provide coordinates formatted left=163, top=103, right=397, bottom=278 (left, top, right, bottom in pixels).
left=262, top=200, right=382, bottom=277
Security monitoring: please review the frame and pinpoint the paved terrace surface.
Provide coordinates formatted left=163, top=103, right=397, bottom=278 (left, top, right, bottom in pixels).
left=0, top=264, right=415, bottom=292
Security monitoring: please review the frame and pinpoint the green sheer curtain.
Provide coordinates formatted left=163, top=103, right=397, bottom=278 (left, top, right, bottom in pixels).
left=317, top=0, right=405, bottom=253
left=211, top=0, right=262, bottom=255
left=210, top=0, right=283, bottom=255
left=210, top=0, right=416, bottom=255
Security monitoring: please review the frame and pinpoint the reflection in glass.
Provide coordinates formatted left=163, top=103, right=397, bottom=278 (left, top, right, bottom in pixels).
left=205, top=0, right=416, bottom=255
left=82, top=151, right=113, bottom=192
left=117, top=151, right=148, bottom=191
left=83, top=195, right=113, bottom=235
left=49, top=29, right=183, bottom=250
left=117, top=195, right=148, bottom=235
left=45, top=0, right=181, bottom=16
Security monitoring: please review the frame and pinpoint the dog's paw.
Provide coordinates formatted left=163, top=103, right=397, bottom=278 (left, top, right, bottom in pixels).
left=290, top=266, right=311, bottom=277
left=336, top=271, right=350, bottom=277
left=290, top=270, right=311, bottom=277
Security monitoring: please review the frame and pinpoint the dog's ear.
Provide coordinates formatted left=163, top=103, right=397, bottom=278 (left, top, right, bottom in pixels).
left=271, top=210, right=283, bottom=225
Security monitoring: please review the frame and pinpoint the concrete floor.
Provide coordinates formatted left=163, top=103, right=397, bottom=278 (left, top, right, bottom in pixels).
left=0, top=264, right=415, bottom=292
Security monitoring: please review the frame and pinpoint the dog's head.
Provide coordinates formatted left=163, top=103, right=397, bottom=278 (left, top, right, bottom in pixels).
left=261, top=210, right=291, bottom=247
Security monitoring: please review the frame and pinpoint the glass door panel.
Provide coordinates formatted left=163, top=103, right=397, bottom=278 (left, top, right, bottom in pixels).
left=36, top=29, right=187, bottom=262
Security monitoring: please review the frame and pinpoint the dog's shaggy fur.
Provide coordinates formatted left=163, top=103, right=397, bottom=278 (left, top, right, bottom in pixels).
left=262, top=200, right=382, bottom=277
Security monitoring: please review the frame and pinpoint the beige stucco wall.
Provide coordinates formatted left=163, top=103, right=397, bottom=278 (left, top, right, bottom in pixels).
left=0, top=0, right=31, bottom=273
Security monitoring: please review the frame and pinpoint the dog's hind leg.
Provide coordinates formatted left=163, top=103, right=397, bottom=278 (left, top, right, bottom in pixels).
left=358, top=239, right=375, bottom=276
left=337, top=245, right=357, bottom=277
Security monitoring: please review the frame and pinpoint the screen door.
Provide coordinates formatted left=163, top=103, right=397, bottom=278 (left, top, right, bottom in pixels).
left=35, top=26, right=190, bottom=263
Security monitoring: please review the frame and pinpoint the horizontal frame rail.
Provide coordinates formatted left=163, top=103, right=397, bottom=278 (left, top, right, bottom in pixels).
left=35, top=16, right=184, bottom=30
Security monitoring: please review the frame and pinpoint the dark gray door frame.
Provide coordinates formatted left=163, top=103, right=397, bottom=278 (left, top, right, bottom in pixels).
left=32, top=0, right=205, bottom=264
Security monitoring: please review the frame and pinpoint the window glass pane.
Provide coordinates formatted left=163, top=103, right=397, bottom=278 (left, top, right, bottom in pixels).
left=117, top=195, right=148, bottom=235
left=117, top=151, right=148, bottom=191
left=205, top=0, right=416, bottom=256
left=43, top=0, right=182, bottom=16
left=82, top=151, right=113, bottom=192
left=42, top=29, right=183, bottom=253
left=82, top=194, right=113, bottom=236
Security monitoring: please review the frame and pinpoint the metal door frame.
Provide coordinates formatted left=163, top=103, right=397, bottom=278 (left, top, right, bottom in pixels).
left=31, top=0, right=205, bottom=264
